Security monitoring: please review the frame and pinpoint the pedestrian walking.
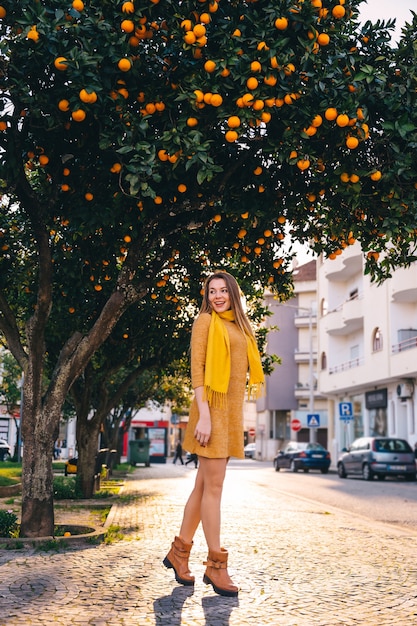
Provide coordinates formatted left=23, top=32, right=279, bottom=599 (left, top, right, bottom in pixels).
left=185, top=453, right=198, bottom=468
left=172, top=440, right=184, bottom=465
left=163, top=271, right=265, bottom=597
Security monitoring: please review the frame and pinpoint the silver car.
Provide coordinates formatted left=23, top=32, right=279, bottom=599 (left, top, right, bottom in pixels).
left=338, top=437, right=416, bottom=481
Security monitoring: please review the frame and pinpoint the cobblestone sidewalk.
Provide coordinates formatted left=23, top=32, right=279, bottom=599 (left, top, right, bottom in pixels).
left=0, top=462, right=416, bottom=625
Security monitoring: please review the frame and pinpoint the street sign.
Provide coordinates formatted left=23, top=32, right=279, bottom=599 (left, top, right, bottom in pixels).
left=307, top=414, right=320, bottom=428
left=339, top=402, right=354, bottom=422
left=291, top=418, right=302, bottom=432
left=248, top=427, right=256, bottom=437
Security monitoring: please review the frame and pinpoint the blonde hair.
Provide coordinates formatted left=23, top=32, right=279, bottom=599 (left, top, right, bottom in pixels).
left=200, top=271, right=255, bottom=338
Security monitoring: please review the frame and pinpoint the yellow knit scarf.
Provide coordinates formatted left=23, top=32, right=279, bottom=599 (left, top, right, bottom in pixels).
left=204, top=310, right=265, bottom=408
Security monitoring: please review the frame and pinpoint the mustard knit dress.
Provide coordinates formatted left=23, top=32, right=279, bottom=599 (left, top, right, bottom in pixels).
left=183, top=312, right=248, bottom=459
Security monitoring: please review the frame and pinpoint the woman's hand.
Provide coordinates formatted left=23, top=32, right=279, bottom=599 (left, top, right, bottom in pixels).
left=194, top=411, right=211, bottom=447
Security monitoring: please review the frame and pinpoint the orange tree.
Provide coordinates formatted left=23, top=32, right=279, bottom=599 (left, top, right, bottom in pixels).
left=0, top=0, right=416, bottom=535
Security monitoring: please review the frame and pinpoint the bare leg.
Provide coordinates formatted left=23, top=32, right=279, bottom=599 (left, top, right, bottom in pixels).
left=179, top=457, right=227, bottom=551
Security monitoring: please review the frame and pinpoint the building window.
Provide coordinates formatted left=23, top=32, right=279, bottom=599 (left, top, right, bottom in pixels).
left=321, top=352, right=327, bottom=370
left=372, top=327, right=383, bottom=352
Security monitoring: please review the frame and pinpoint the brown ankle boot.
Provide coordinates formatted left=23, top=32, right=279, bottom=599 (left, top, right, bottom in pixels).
left=203, top=548, right=239, bottom=597
left=163, top=536, right=195, bottom=586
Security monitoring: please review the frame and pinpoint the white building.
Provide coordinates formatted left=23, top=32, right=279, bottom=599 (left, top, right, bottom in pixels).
left=317, top=243, right=417, bottom=466
left=256, top=260, right=328, bottom=460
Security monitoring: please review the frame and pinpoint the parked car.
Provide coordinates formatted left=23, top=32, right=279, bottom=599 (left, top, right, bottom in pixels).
left=244, top=443, right=256, bottom=459
left=274, top=442, right=331, bottom=473
left=337, top=437, right=417, bottom=481
left=0, top=438, right=12, bottom=462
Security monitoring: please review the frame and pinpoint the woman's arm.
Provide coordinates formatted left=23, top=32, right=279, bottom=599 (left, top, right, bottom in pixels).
left=193, top=386, right=211, bottom=446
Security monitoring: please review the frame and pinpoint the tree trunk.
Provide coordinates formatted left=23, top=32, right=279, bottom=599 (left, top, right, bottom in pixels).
left=20, top=407, right=56, bottom=538
left=76, top=417, right=102, bottom=499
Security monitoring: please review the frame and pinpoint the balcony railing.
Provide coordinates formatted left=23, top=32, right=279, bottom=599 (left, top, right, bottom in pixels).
left=392, top=336, right=417, bottom=354
left=329, top=356, right=364, bottom=374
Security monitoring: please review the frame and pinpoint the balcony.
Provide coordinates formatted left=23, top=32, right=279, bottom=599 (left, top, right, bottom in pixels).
left=390, top=265, right=417, bottom=303
left=323, top=246, right=363, bottom=281
left=294, top=382, right=321, bottom=399
left=294, top=311, right=317, bottom=328
left=324, top=296, right=364, bottom=336
left=294, top=350, right=318, bottom=364
left=329, top=356, right=365, bottom=374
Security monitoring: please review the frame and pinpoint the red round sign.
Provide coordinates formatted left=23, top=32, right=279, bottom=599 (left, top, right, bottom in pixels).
left=291, top=419, right=302, bottom=432
left=248, top=427, right=256, bottom=438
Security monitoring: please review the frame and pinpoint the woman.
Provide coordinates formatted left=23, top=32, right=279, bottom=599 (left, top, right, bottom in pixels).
left=163, top=271, right=264, bottom=597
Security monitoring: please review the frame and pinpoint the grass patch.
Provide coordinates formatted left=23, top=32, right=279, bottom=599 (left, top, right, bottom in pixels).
left=0, top=463, right=22, bottom=487
left=104, top=524, right=124, bottom=544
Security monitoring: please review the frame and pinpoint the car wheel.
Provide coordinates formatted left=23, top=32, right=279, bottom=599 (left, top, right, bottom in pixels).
left=290, top=460, right=298, bottom=473
left=337, top=463, right=347, bottom=479
left=2, top=452, right=11, bottom=462
left=303, top=468, right=309, bottom=473
left=405, top=474, right=417, bottom=482
left=362, top=463, right=373, bottom=481
left=377, top=474, right=386, bottom=481
left=274, top=462, right=280, bottom=472
left=320, top=468, right=329, bottom=474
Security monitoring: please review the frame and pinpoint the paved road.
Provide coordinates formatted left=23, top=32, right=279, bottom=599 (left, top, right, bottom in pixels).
left=0, top=460, right=416, bottom=625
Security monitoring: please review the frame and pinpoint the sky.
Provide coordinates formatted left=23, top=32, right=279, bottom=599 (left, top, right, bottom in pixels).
left=358, top=0, right=415, bottom=42
left=292, top=0, right=415, bottom=265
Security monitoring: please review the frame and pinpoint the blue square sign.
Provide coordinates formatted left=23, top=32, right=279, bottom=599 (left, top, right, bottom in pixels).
left=307, top=414, right=320, bottom=428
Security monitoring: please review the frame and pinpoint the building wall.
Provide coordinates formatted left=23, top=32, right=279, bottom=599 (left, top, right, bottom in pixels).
left=317, top=243, right=417, bottom=465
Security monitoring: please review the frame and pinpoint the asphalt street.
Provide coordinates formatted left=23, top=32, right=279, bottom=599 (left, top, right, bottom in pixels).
left=0, top=460, right=416, bottom=625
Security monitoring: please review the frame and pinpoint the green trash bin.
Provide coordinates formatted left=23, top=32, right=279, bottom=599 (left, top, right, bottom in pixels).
left=129, top=439, right=150, bottom=467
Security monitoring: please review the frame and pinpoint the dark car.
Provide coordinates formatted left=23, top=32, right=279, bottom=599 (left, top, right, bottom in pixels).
left=337, top=436, right=416, bottom=481
left=0, top=438, right=12, bottom=461
left=274, top=442, right=331, bottom=474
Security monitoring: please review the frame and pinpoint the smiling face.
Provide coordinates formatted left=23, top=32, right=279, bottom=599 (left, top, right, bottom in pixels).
left=208, top=277, right=231, bottom=313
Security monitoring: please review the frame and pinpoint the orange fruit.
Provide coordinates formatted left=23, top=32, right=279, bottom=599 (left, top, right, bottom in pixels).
left=213, top=214, right=222, bottom=222
left=58, top=99, right=70, bottom=111
left=370, top=170, right=382, bottom=181
left=122, top=1, right=135, bottom=13
left=0, top=7, right=6, bottom=18
left=200, top=13, right=211, bottom=24
left=346, top=136, right=359, bottom=149
left=252, top=99, right=264, bottom=111
left=261, top=111, right=271, bottom=123
left=121, top=19, right=135, bottom=33
left=210, top=94, right=223, bottom=107
left=194, top=89, right=204, bottom=103
left=39, top=155, right=49, bottom=166
left=336, top=113, right=349, bottom=127
left=317, top=32, right=330, bottom=46
left=79, top=89, right=97, bottom=104
left=72, top=0, right=84, bottom=10
left=118, top=58, right=132, bottom=72
left=289, top=150, right=298, bottom=159
left=264, top=74, right=277, bottom=86
left=157, top=149, right=168, bottom=161
left=72, top=109, right=86, bottom=122
left=209, top=1, right=218, bottom=12
left=181, top=19, right=192, bottom=30
left=177, top=184, right=187, bottom=193
left=225, top=130, right=238, bottom=142
left=27, top=27, right=39, bottom=42
left=311, top=114, right=323, bottom=127
left=250, top=60, right=262, bottom=72
left=232, top=28, right=241, bottom=37
left=63, top=167, right=70, bottom=176
left=253, top=166, right=262, bottom=175
left=227, top=116, right=241, bottom=128
left=283, top=63, right=295, bottom=76
left=349, top=174, right=360, bottom=183
left=246, top=76, right=259, bottom=90
left=94, top=285, right=103, bottom=291
left=193, top=24, right=206, bottom=38
left=220, top=67, right=230, bottom=77
left=297, top=158, right=310, bottom=171
left=85, top=192, right=94, bottom=201
left=340, top=172, right=350, bottom=183
left=0, top=121, right=6, bottom=131
left=275, top=17, right=288, bottom=30
left=204, top=59, right=216, bottom=73
left=324, top=107, right=337, bottom=121
left=123, top=235, right=132, bottom=243
left=303, top=126, right=317, bottom=137
left=54, top=56, right=68, bottom=71
left=183, top=31, right=196, bottom=44
left=110, top=163, right=122, bottom=173
left=187, top=117, right=198, bottom=127
left=332, top=5, right=346, bottom=19
left=61, top=184, right=70, bottom=191
left=154, top=196, right=163, bottom=204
